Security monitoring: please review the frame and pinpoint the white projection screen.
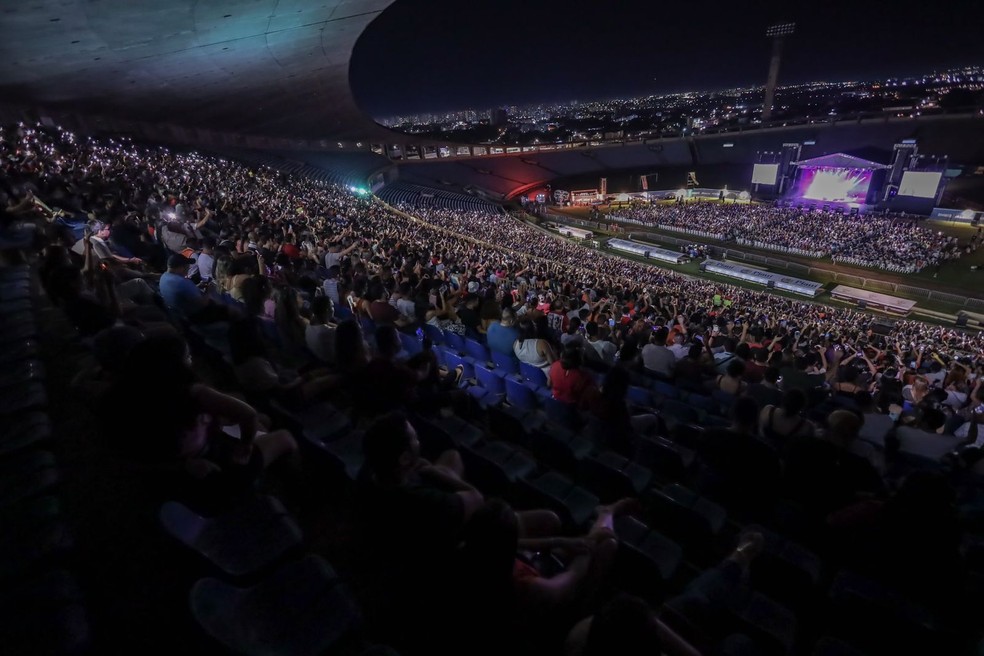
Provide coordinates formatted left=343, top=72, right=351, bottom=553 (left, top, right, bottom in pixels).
left=898, top=171, right=942, bottom=198
left=752, top=163, right=779, bottom=185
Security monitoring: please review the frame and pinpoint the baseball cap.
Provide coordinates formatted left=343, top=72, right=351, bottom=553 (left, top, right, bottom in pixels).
left=467, top=281, right=479, bottom=293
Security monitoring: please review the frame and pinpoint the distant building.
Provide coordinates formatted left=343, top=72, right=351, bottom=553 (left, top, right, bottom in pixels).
left=490, top=108, right=509, bottom=127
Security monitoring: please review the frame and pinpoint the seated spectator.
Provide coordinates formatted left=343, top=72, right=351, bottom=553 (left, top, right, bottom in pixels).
left=857, top=391, right=897, bottom=447
left=745, top=366, right=784, bottom=409
left=561, top=317, right=587, bottom=348
left=743, top=348, right=768, bottom=384
left=102, top=334, right=297, bottom=504
left=366, top=281, right=403, bottom=326
left=160, top=253, right=237, bottom=325
left=353, top=324, right=431, bottom=417
left=304, top=296, right=337, bottom=365
left=583, top=367, right=657, bottom=456
left=828, top=471, right=962, bottom=611
left=674, top=343, right=710, bottom=381
left=456, top=293, right=482, bottom=335
left=549, top=345, right=597, bottom=405
left=779, top=354, right=825, bottom=396
left=514, top=318, right=556, bottom=376
left=890, top=406, right=963, bottom=462
left=641, top=327, right=675, bottom=377
left=585, top=321, right=617, bottom=365
left=273, top=285, right=310, bottom=365
left=456, top=498, right=630, bottom=625
left=661, top=532, right=766, bottom=650
left=70, top=325, right=147, bottom=403
left=782, top=410, right=884, bottom=517
left=228, top=319, right=338, bottom=408
left=760, top=388, right=815, bottom=444
left=334, top=318, right=370, bottom=375
left=487, top=307, right=520, bottom=355
left=711, top=359, right=747, bottom=396
left=699, top=397, right=780, bottom=512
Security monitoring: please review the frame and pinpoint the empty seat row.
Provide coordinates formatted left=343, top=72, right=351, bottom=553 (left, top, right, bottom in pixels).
left=0, top=263, right=90, bottom=655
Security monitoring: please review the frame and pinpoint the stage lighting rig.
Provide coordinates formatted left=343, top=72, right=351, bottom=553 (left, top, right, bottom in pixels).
left=766, top=22, right=796, bottom=37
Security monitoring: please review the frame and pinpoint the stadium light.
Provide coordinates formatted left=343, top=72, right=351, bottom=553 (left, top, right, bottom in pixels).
left=766, top=22, right=796, bottom=37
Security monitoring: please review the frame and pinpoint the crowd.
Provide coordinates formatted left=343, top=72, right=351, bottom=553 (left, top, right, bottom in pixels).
left=832, top=222, right=960, bottom=273
left=609, top=201, right=961, bottom=273
left=3, top=121, right=984, bottom=655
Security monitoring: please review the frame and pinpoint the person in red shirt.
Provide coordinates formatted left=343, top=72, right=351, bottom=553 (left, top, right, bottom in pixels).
left=281, top=239, right=301, bottom=260
left=549, top=345, right=597, bottom=405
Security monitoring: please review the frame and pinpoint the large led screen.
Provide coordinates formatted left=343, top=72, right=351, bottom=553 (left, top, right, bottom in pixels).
left=751, top=163, right=779, bottom=185
left=793, top=167, right=872, bottom=203
left=898, top=171, right=942, bottom=198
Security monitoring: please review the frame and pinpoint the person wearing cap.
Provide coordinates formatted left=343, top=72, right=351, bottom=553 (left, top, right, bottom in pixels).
left=159, top=253, right=237, bottom=324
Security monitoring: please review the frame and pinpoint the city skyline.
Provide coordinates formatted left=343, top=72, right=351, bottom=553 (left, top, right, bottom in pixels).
left=376, top=64, right=983, bottom=127
left=350, top=0, right=984, bottom=117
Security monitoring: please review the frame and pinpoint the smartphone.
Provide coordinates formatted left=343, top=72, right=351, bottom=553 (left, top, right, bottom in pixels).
left=416, top=328, right=424, bottom=341
left=608, top=318, right=615, bottom=328
left=909, top=361, right=917, bottom=369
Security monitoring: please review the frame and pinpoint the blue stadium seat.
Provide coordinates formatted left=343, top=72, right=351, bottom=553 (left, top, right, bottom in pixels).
left=490, top=351, right=520, bottom=377
left=643, top=484, right=727, bottom=559
left=613, top=515, right=684, bottom=592
left=422, top=323, right=446, bottom=345
left=578, top=451, right=652, bottom=502
left=443, top=352, right=476, bottom=385
left=444, top=331, right=466, bottom=354
left=425, top=414, right=484, bottom=450
left=474, top=364, right=506, bottom=406
left=505, top=377, right=539, bottom=412
left=744, top=524, right=822, bottom=611
left=711, top=389, right=737, bottom=417
left=529, top=426, right=594, bottom=474
left=519, top=362, right=549, bottom=389
left=159, top=496, right=303, bottom=577
left=460, top=441, right=536, bottom=496
left=398, top=331, right=423, bottom=358
left=519, top=471, right=600, bottom=530
left=464, top=338, right=491, bottom=365
left=189, top=555, right=360, bottom=656
left=637, top=436, right=695, bottom=482
left=627, top=385, right=655, bottom=408
left=660, top=399, right=700, bottom=425
left=544, top=397, right=581, bottom=430
left=652, top=379, right=681, bottom=401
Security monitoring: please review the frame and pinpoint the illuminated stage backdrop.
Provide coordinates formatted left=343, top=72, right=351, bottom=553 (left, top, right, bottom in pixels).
left=792, top=166, right=873, bottom=204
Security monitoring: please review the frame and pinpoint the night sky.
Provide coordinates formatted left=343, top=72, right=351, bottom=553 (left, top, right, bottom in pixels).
left=350, top=0, right=984, bottom=117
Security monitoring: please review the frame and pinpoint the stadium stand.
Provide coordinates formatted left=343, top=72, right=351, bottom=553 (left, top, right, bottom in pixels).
left=376, top=181, right=505, bottom=214
left=2, top=122, right=984, bottom=656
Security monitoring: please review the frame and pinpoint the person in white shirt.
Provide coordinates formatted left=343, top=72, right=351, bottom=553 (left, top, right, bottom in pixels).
left=642, top=328, right=676, bottom=376
left=390, top=282, right=417, bottom=322
left=194, top=236, right=216, bottom=282
left=668, top=333, right=690, bottom=360
left=585, top=321, right=616, bottom=365
left=305, top=296, right=337, bottom=365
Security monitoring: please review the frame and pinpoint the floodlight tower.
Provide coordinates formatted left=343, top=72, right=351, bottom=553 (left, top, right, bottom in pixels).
left=762, top=22, right=796, bottom=122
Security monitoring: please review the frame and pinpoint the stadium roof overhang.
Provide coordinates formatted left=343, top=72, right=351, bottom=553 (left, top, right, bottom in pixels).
left=0, top=0, right=403, bottom=143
